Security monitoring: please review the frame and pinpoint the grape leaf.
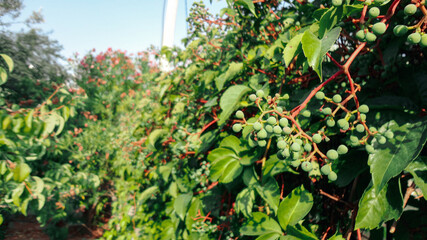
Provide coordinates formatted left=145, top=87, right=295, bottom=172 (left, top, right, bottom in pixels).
left=277, top=185, right=313, bottom=230
left=240, top=212, right=282, bottom=236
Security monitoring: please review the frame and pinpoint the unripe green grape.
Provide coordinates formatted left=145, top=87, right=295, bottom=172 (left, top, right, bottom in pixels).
left=322, top=107, right=332, bottom=115
left=358, top=104, right=369, bottom=113
left=265, top=125, right=274, bottom=133
left=258, top=140, right=267, bottom=147
left=337, top=144, right=348, bottom=155
left=332, top=94, right=342, bottom=103
left=366, top=32, right=377, bottom=42
left=235, top=110, right=244, bottom=119
left=277, top=150, right=287, bottom=159
left=420, top=34, right=427, bottom=47
left=253, top=122, right=262, bottom=131
left=407, top=32, right=421, bottom=44
left=328, top=171, right=338, bottom=181
left=356, top=30, right=366, bottom=41
left=249, top=94, right=257, bottom=101
left=337, top=118, right=349, bottom=130
left=360, top=113, right=367, bottom=121
left=295, top=139, right=303, bottom=146
left=372, top=22, right=386, bottom=35
left=279, top=118, right=289, bottom=127
left=321, top=164, right=331, bottom=175
left=327, top=119, right=336, bottom=127
left=327, top=149, right=339, bottom=160
left=304, top=143, right=312, bottom=152
left=291, top=160, right=301, bottom=168
left=282, top=93, right=290, bottom=100
left=267, top=116, right=276, bottom=125
left=332, top=0, right=342, bottom=7
left=404, top=4, right=417, bottom=16
left=292, top=152, right=300, bottom=160
left=384, top=131, right=394, bottom=139
left=283, top=148, right=291, bottom=157
left=368, top=7, right=380, bottom=18
left=356, top=124, right=365, bottom=133
left=313, top=134, right=322, bottom=143
left=273, top=125, right=282, bottom=134
left=369, top=127, right=377, bottom=132
left=232, top=123, right=242, bottom=132
left=302, top=110, right=311, bottom=117
left=291, top=142, right=301, bottom=152
left=276, top=107, right=283, bottom=113
left=393, top=25, right=408, bottom=37
left=365, top=144, right=375, bottom=154
left=301, top=161, right=313, bottom=172
left=283, top=126, right=292, bottom=135
left=277, top=140, right=287, bottom=149
left=256, top=89, right=265, bottom=98
left=258, top=129, right=268, bottom=138
left=315, top=91, right=325, bottom=100
left=378, top=136, right=387, bottom=144
left=350, top=135, right=359, bottom=143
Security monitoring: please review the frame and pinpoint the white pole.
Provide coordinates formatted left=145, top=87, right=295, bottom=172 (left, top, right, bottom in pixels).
left=161, top=0, right=179, bottom=72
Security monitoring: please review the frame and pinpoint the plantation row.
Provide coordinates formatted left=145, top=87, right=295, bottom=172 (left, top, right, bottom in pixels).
left=1, top=0, right=427, bottom=239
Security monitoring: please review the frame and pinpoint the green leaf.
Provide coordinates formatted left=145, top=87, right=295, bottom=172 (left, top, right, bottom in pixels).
left=207, top=148, right=238, bottom=164
left=13, top=163, right=31, bottom=182
left=0, top=214, right=3, bottom=225
left=20, top=198, right=31, bottom=216
left=405, top=156, right=427, bottom=200
left=277, top=185, right=313, bottom=230
left=174, top=193, right=193, bottom=220
left=215, top=62, right=243, bottom=91
left=32, top=176, right=44, bottom=194
left=328, top=231, right=345, bottom=240
left=12, top=183, right=25, bottom=207
left=220, top=159, right=243, bottom=183
left=220, top=135, right=245, bottom=154
left=301, top=31, right=322, bottom=79
left=235, top=0, right=257, bottom=17
left=256, top=232, right=281, bottom=240
left=320, top=27, right=341, bottom=58
left=368, top=119, right=427, bottom=193
left=283, top=34, right=303, bottom=67
left=140, top=186, right=159, bottom=203
left=218, top=85, right=251, bottom=126
left=255, top=178, right=281, bottom=215
left=36, top=193, right=45, bottom=210
left=236, top=188, right=255, bottom=217
left=0, top=68, right=7, bottom=85
left=318, top=7, right=343, bottom=38
left=147, top=129, right=168, bottom=149
left=240, top=212, right=282, bottom=236
left=263, top=154, right=297, bottom=178
left=286, top=225, right=319, bottom=240
left=355, top=179, right=403, bottom=230
left=186, top=197, right=203, bottom=231
left=0, top=54, right=13, bottom=72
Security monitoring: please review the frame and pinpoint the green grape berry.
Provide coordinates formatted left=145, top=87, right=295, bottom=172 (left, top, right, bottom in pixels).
left=337, top=118, right=349, bottom=130
left=283, top=126, right=292, bottom=135
left=258, top=129, right=268, bottom=139
left=301, top=161, right=313, bottom=172
left=377, top=136, right=387, bottom=144
left=258, top=140, right=267, bottom=147
left=276, top=107, right=283, bottom=113
left=283, top=148, right=291, bottom=157
left=369, top=127, right=377, bottom=132
left=356, top=124, right=365, bottom=133
left=328, top=171, right=338, bottom=181
left=322, top=107, right=332, bottom=115
left=327, top=149, right=339, bottom=160
left=321, top=164, right=331, bottom=175
left=291, top=160, right=301, bottom=168
left=420, top=34, right=427, bottom=47
left=365, top=144, right=375, bottom=154
left=235, top=110, right=244, bottom=119
left=404, top=4, right=417, bottom=16
left=302, top=110, right=311, bottom=117
left=315, top=91, right=325, bottom=100
left=277, top=140, right=287, bottom=149
left=279, top=118, right=289, bottom=127
left=366, top=32, right=377, bottom=42
left=358, top=104, right=369, bottom=113
left=249, top=94, right=257, bottom=101
left=253, top=122, right=262, bottom=131
left=267, top=116, right=277, bottom=125
left=372, top=22, right=386, bottom=35
left=313, top=134, right=322, bottom=143
left=292, top=152, right=300, bottom=160
left=273, top=125, right=282, bottom=134
left=393, top=25, right=408, bottom=37
left=256, top=89, right=265, bottom=98
left=356, top=30, right=366, bottom=41
left=368, top=7, right=380, bottom=18
left=291, top=142, right=301, bottom=152
left=304, top=143, right=313, bottom=152
left=232, top=123, right=242, bottom=132
left=407, top=32, right=421, bottom=44
left=327, top=119, right=336, bottom=127
left=384, top=131, right=394, bottom=139
left=332, top=0, right=342, bottom=7
left=360, top=113, right=367, bottom=121
left=337, top=144, right=348, bottom=155
left=265, top=125, right=274, bottom=133
left=332, top=94, right=342, bottom=103
left=295, top=139, right=303, bottom=146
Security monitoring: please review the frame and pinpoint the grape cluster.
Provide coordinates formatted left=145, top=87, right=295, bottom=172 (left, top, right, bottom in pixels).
left=192, top=220, right=217, bottom=235
left=231, top=88, right=387, bottom=182
left=189, top=161, right=211, bottom=191
left=393, top=4, right=427, bottom=47
left=355, top=6, right=387, bottom=43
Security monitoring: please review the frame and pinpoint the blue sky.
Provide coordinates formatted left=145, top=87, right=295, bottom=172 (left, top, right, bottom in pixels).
left=11, top=0, right=227, bottom=58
